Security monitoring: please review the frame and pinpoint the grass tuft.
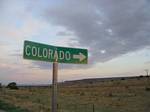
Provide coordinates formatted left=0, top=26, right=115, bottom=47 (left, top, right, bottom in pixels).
left=0, top=100, right=29, bottom=112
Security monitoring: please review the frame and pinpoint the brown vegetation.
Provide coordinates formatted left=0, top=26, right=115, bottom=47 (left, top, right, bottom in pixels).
left=0, top=76, right=150, bottom=112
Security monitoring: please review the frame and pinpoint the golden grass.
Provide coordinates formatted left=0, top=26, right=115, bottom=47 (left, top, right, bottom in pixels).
left=0, top=77, right=150, bottom=112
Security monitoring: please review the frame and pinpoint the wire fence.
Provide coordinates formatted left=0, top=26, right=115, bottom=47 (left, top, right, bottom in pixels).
left=57, top=103, right=95, bottom=112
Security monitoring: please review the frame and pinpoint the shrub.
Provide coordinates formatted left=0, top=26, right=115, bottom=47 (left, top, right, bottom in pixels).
left=89, top=81, right=93, bottom=84
left=6, top=82, right=18, bottom=90
left=80, top=92, right=85, bottom=96
left=145, top=87, right=150, bottom=91
left=108, top=93, right=113, bottom=97
left=139, top=75, right=143, bottom=78
left=125, top=85, right=129, bottom=89
left=121, top=78, right=125, bottom=80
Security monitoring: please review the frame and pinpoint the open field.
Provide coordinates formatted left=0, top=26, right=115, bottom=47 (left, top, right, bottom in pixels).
left=0, top=76, right=150, bottom=112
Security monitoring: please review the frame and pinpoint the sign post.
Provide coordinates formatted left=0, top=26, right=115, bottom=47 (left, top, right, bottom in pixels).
left=23, top=40, right=88, bottom=112
left=52, top=61, right=58, bottom=112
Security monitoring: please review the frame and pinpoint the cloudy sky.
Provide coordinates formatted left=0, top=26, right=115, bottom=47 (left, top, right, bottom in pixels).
left=0, top=0, right=150, bottom=85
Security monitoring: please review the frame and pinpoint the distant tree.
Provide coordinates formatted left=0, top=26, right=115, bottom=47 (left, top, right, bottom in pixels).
left=0, top=83, right=2, bottom=88
left=6, top=82, right=18, bottom=90
left=139, top=75, right=143, bottom=78
left=0, top=83, right=2, bottom=92
left=121, top=78, right=125, bottom=80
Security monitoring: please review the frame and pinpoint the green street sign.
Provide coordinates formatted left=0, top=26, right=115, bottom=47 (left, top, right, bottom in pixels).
left=23, top=40, right=88, bottom=64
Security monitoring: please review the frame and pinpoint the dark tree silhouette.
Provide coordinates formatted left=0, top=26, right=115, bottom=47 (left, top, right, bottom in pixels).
left=0, top=83, right=2, bottom=88
left=6, top=82, right=18, bottom=90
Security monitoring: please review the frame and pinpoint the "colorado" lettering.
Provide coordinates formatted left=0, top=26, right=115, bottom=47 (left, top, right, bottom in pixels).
left=25, top=45, right=71, bottom=60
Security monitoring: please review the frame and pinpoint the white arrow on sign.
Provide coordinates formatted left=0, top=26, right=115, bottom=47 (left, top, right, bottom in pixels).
left=73, top=52, right=86, bottom=62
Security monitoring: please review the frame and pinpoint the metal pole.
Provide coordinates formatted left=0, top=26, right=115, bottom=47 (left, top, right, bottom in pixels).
left=52, top=62, right=58, bottom=112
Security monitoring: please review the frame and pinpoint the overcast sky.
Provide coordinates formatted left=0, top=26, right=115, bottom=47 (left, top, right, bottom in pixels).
left=0, top=0, right=150, bottom=85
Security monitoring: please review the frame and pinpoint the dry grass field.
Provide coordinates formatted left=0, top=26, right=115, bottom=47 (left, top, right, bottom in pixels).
left=0, top=76, right=150, bottom=112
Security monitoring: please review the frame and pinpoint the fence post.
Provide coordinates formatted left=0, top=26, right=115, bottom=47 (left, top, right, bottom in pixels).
left=57, top=104, right=59, bottom=110
left=74, top=104, right=77, bottom=112
left=92, top=104, right=95, bottom=112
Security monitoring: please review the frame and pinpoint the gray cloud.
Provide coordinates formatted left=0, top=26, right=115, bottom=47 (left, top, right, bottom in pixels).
left=44, top=0, right=150, bottom=64
left=145, top=61, right=150, bottom=65
left=17, top=0, right=150, bottom=70
left=31, top=61, right=51, bottom=69
left=0, top=0, right=4, bottom=8
left=56, top=31, right=72, bottom=36
left=31, top=61, right=90, bottom=70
